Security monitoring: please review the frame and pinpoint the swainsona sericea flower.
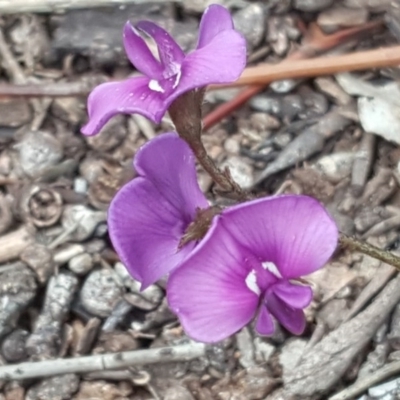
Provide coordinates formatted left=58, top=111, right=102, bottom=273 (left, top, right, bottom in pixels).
left=168, top=195, right=338, bottom=343
left=81, top=4, right=246, bottom=136
left=108, top=132, right=209, bottom=290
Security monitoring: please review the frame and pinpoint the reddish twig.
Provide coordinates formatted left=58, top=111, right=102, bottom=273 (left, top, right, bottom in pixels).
left=203, top=21, right=383, bottom=131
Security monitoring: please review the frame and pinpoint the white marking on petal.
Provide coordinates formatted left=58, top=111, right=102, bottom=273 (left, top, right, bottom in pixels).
left=173, top=68, right=182, bottom=89
left=130, top=25, right=141, bottom=36
left=245, top=270, right=261, bottom=296
left=262, top=261, right=282, bottom=278
left=148, top=79, right=164, bottom=93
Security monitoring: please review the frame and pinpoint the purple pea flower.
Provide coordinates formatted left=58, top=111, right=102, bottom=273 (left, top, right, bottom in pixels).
left=167, top=196, right=338, bottom=343
left=108, top=132, right=209, bottom=289
left=81, top=4, right=246, bottom=136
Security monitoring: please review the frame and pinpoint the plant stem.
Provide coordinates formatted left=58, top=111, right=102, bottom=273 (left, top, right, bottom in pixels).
left=190, top=136, right=249, bottom=200
left=339, top=233, right=400, bottom=271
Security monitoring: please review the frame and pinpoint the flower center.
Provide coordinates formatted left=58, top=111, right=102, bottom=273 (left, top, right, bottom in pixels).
left=178, top=206, right=221, bottom=249
left=148, top=64, right=182, bottom=94
left=245, top=260, right=280, bottom=296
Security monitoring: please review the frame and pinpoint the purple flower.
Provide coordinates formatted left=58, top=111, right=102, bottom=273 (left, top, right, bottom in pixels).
left=167, top=196, right=338, bottom=343
left=108, top=132, right=209, bottom=289
left=81, top=4, right=246, bottom=136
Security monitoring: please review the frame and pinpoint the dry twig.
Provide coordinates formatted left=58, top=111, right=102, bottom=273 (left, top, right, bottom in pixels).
left=203, top=21, right=382, bottom=130
left=225, top=45, right=400, bottom=87
left=0, top=343, right=206, bottom=380
left=329, top=360, right=400, bottom=400
left=0, top=0, right=178, bottom=14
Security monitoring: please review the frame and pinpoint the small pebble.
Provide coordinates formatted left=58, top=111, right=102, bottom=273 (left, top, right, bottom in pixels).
left=254, top=337, right=275, bottom=363
left=250, top=96, right=281, bottom=114
left=164, top=385, right=195, bottom=400
left=1, top=329, right=29, bottom=362
left=344, top=0, right=391, bottom=11
left=68, top=253, right=93, bottom=275
left=267, top=16, right=289, bottom=56
left=16, top=131, right=63, bottom=178
left=236, top=327, right=256, bottom=368
left=221, top=156, right=254, bottom=189
left=233, top=4, right=266, bottom=49
left=313, top=152, right=355, bottom=183
left=270, top=79, right=301, bottom=94
left=294, top=0, right=333, bottom=12
left=314, top=77, right=352, bottom=105
left=80, top=269, right=123, bottom=317
left=250, top=112, right=281, bottom=131
left=224, top=137, right=240, bottom=154
left=73, top=177, right=88, bottom=194
left=369, top=378, right=400, bottom=398
left=281, top=94, right=304, bottom=120
left=317, top=6, right=369, bottom=32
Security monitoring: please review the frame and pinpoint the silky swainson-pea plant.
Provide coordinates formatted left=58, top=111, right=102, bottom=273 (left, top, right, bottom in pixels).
left=81, top=4, right=246, bottom=136
left=82, top=4, right=339, bottom=343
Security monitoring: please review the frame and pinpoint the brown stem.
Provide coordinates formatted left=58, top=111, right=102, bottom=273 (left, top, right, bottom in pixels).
left=339, top=233, right=400, bottom=271
left=189, top=136, right=248, bottom=200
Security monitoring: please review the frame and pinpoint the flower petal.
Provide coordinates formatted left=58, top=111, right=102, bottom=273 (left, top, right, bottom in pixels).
left=81, top=77, right=167, bottom=136
left=272, top=281, right=313, bottom=309
left=136, top=21, right=185, bottom=77
left=108, top=177, right=196, bottom=290
left=255, top=305, right=275, bottom=336
left=221, top=195, right=338, bottom=279
left=123, top=22, right=163, bottom=79
left=266, top=292, right=306, bottom=335
left=197, top=4, right=234, bottom=48
left=167, top=220, right=259, bottom=343
left=134, top=132, right=209, bottom=222
left=175, top=29, right=246, bottom=93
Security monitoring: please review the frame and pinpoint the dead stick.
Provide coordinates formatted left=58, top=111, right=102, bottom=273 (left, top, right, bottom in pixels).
left=0, top=0, right=180, bottom=14
left=218, top=46, right=400, bottom=88
left=0, top=76, right=106, bottom=98
left=0, top=343, right=205, bottom=380
left=329, top=360, right=400, bottom=400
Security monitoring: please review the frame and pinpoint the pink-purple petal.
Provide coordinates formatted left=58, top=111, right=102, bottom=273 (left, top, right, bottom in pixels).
left=134, top=133, right=209, bottom=222
left=136, top=20, right=185, bottom=76
left=123, top=22, right=163, bottom=79
left=221, top=195, right=338, bottom=279
left=272, top=281, right=313, bottom=309
left=266, top=292, right=306, bottom=335
left=197, top=4, right=234, bottom=49
left=255, top=305, right=275, bottom=336
left=108, top=177, right=196, bottom=290
left=167, top=220, right=259, bottom=343
left=175, top=30, right=246, bottom=95
left=81, top=77, right=167, bottom=136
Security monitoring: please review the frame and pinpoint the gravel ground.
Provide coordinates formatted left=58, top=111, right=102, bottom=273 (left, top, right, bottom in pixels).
left=0, top=0, right=400, bottom=399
